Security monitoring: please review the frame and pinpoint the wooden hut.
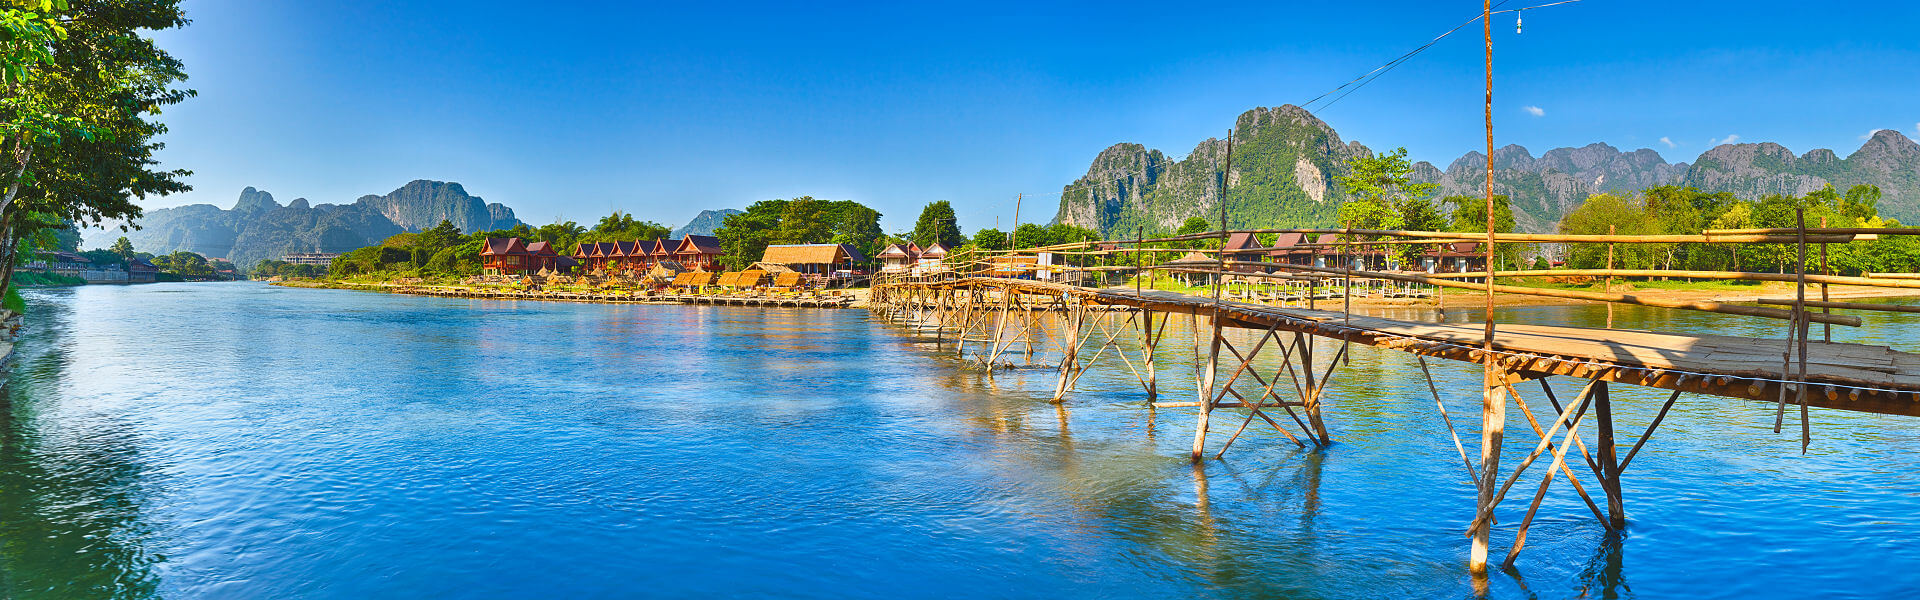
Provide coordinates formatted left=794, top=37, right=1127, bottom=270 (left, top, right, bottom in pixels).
left=674, top=235, right=725, bottom=271
left=876, top=243, right=921, bottom=273
left=761, top=243, right=859, bottom=278
left=480, top=237, right=537, bottom=275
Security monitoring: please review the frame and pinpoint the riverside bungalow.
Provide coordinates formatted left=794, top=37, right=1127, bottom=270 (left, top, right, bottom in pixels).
left=1266, top=232, right=1314, bottom=267
left=571, top=242, right=595, bottom=271
left=761, top=243, right=861, bottom=279
left=525, top=241, right=562, bottom=273
left=651, top=238, right=681, bottom=268
left=1425, top=242, right=1488, bottom=274
left=481, top=237, right=537, bottom=275
left=876, top=242, right=920, bottom=273
left=1222, top=232, right=1268, bottom=272
left=917, top=243, right=949, bottom=272
left=128, top=258, right=158, bottom=283
left=674, top=235, right=724, bottom=271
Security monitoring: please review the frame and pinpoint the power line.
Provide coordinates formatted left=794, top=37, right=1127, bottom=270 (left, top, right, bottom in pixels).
left=1301, top=0, right=1581, bottom=113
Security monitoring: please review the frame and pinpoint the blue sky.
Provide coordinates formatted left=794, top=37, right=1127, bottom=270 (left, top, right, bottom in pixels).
left=127, top=0, right=1920, bottom=238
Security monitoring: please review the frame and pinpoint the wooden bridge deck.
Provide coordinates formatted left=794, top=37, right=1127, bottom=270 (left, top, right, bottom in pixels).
left=903, top=277, right=1920, bottom=416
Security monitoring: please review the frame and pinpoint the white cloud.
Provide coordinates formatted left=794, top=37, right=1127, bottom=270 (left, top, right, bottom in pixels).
left=1659, top=137, right=1677, bottom=148
left=1914, top=122, right=1919, bottom=135
left=1522, top=105, right=1545, bottom=117
left=1712, top=134, right=1741, bottom=145
left=1861, top=130, right=1881, bottom=141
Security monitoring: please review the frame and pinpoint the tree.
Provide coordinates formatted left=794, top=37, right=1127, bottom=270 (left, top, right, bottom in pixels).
left=1558, top=193, right=1656, bottom=269
left=580, top=211, right=669, bottom=244
left=911, top=201, right=964, bottom=249
left=971, top=228, right=1008, bottom=251
left=417, top=219, right=463, bottom=250
left=714, top=199, right=787, bottom=270
left=772, top=197, right=832, bottom=245
left=1335, top=146, right=1439, bottom=262
left=1, top=1, right=193, bottom=298
left=109, top=235, right=134, bottom=262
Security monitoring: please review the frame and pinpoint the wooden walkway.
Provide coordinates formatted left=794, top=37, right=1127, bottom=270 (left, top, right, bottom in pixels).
left=892, top=276, right=1920, bottom=416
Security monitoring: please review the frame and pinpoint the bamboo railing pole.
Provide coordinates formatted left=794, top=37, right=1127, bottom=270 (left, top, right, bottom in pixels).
left=1820, top=216, right=1831, bottom=342
left=1606, top=225, right=1616, bottom=329
left=1255, top=262, right=1862, bottom=327
left=1422, top=267, right=1920, bottom=290
left=1796, top=208, right=1812, bottom=453
left=1755, top=299, right=1920, bottom=314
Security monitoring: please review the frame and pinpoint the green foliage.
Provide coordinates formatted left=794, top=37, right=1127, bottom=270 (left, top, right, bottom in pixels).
left=78, top=248, right=122, bottom=267
left=1335, top=147, right=1439, bottom=211
left=0, top=0, right=194, bottom=297
left=911, top=201, right=964, bottom=249
left=248, top=259, right=324, bottom=280
left=1556, top=183, right=1920, bottom=274
left=580, top=211, right=669, bottom=245
left=971, top=228, right=1008, bottom=251
left=109, top=236, right=134, bottom=262
left=150, top=250, right=211, bottom=277
left=3, top=287, right=20, bottom=313
left=714, top=196, right=884, bottom=270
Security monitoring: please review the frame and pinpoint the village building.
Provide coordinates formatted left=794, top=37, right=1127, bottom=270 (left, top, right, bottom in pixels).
left=876, top=242, right=920, bottom=273
left=128, top=258, right=158, bottom=283
left=760, top=244, right=863, bottom=280
left=916, top=243, right=949, bottom=273
left=283, top=252, right=341, bottom=266
left=1424, top=242, right=1489, bottom=273
left=1222, top=232, right=1268, bottom=272
left=673, top=235, right=724, bottom=271
left=1265, top=232, right=1314, bottom=267
left=481, top=237, right=540, bottom=276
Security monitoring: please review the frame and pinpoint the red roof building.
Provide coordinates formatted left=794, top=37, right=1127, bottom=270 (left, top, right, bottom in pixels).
left=674, top=235, right=724, bottom=271
left=481, top=237, right=536, bottom=275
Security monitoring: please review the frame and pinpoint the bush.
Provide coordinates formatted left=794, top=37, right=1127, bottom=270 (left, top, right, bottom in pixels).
left=3, top=288, right=23, bottom=313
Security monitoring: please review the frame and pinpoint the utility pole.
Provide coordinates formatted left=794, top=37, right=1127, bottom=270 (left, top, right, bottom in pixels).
left=1007, top=193, right=1023, bottom=248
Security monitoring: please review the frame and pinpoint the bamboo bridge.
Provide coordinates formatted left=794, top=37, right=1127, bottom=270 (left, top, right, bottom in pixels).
left=866, top=224, right=1920, bottom=574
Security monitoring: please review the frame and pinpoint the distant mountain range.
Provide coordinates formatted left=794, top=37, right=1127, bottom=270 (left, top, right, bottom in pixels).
left=120, top=180, right=523, bottom=268
left=1053, top=104, right=1920, bottom=235
left=672, top=208, right=742, bottom=238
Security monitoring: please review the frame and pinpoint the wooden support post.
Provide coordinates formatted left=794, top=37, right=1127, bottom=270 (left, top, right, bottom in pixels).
left=1052, top=301, right=1084, bottom=403
left=1142, top=308, right=1159, bottom=400
left=1468, top=364, right=1509, bottom=574
left=1796, top=208, right=1813, bottom=453
left=1594, top=381, right=1626, bottom=528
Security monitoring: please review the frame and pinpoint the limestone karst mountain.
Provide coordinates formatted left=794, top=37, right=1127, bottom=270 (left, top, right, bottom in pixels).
left=125, top=180, right=523, bottom=267
left=1051, top=105, right=1920, bottom=235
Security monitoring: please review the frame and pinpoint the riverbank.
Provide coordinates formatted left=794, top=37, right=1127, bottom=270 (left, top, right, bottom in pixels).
left=273, top=280, right=870, bottom=308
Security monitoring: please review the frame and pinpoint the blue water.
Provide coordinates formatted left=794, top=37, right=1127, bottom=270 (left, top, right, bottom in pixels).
left=4, top=282, right=1920, bottom=598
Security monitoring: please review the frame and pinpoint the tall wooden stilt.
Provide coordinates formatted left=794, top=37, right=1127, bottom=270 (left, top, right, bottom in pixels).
left=1469, top=364, right=1509, bottom=575
left=1593, top=380, right=1626, bottom=528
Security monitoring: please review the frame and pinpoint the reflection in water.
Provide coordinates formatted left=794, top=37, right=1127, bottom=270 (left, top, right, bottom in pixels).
left=0, top=291, right=161, bottom=599
left=1, top=284, right=1917, bottom=598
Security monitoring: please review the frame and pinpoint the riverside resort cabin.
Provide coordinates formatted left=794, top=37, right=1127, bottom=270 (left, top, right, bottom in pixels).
left=876, top=242, right=950, bottom=275
left=760, top=243, right=864, bottom=280
left=673, top=235, right=725, bottom=272
left=481, top=237, right=564, bottom=276
left=876, top=242, right=920, bottom=273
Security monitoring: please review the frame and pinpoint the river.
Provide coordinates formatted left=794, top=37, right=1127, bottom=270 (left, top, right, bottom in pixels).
left=4, top=282, right=1918, bottom=598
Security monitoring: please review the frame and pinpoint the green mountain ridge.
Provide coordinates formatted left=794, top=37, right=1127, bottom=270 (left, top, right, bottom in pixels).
left=121, top=180, right=523, bottom=268
left=1052, top=105, right=1920, bottom=235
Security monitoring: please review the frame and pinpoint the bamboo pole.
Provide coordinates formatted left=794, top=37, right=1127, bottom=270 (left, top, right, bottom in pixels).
left=1594, top=381, right=1625, bottom=528
left=1755, top=298, right=1920, bottom=314
left=1796, top=209, right=1812, bottom=453
left=1606, top=225, right=1616, bottom=329
left=1109, top=228, right=1859, bottom=247
left=1821, top=216, right=1832, bottom=342
left=1260, top=262, right=1862, bottom=326
left=1422, top=268, right=1920, bottom=290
